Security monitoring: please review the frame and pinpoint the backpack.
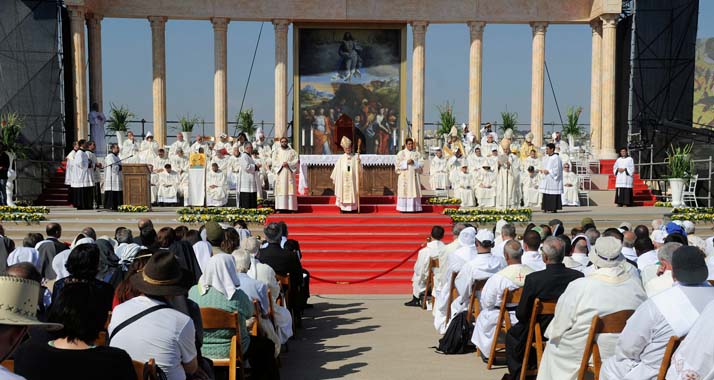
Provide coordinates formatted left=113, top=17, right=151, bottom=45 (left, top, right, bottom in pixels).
left=436, top=311, right=474, bottom=354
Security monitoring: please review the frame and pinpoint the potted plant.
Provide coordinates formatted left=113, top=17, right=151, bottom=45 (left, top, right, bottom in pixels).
left=235, top=109, right=256, bottom=139
left=435, top=102, right=457, bottom=145
left=562, top=106, right=583, bottom=151
left=177, top=115, right=199, bottom=142
left=106, top=104, right=134, bottom=147
left=665, top=144, right=694, bottom=208
left=500, top=111, right=518, bottom=133
left=0, top=112, right=28, bottom=207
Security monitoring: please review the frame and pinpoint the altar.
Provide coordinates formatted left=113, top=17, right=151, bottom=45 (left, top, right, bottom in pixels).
left=299, top=155, right=397, bottom=196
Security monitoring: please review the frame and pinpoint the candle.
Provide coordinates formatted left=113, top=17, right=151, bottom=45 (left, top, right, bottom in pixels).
left=310, top=130, right=314, bottom=146
left=393, top=130, right=397, bottom=146
left=301, top=129, right=305, bottom=147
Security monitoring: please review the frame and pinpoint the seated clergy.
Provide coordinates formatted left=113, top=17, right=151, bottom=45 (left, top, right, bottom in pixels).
left=505, top=237, right=583, bottom=378
left=206, top=162, right=228, bottom=207
left=537, top=237, right=647, bottom=380
left=475, top=164, right=496, bottom=208
left=601, top=246, right=714, bottom=380
left=561, top=163, right=580, bottom=206
left=151, top=149, right=170, bottom=204
left=453, top=164, right=476, bottom=207
left=472, top=240, right=534, bottom=357
left=644, top=242, right=681, bottom=298
left=406, top=226, right=446, bottom=307
left=430, top=148, right=449, bottom=191
left=157, top=164, right=180, bottom=206
left=521, top=166, right=542, bottom=208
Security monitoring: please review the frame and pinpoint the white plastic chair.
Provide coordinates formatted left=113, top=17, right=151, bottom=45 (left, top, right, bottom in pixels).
left=682, top=174, right=698, bottom=208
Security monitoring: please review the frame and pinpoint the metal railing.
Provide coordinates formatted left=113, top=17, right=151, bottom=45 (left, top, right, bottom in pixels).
left=15, top=159, right=64, bottom=201
left=101, top=119, right=277, bottom=145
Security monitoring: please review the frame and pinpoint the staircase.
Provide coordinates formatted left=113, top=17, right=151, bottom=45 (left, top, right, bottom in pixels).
left=36, top=162, right=71, bottom=206
left=266, top=196, right=455, bottom=294
left=601, top=159, right=657, bottom=206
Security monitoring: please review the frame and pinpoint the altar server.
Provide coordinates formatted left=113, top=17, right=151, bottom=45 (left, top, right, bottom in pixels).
left=70, top=140, right=94, bottom=210
left=453, top=164, right=476, bottom=207
left=472, top=240, right=534, bottom=356
left=521, top=166, right=542, bottom=208
left=406, top=226, right=446, bottom=307
left=139, top=132, right=159, bottom=163
left=395, top=138, right=422, bottom=213
left=430, top=148, right=449, bottom=191
left=206, top=162, right=228, bottom=206
left=103, top=143, right=122, bottom=210
left=537, top=237, right=647, bottom=380
left=169, top=132, right=190, bottom=157
left=237, top=142, right=260, bottom=209
left=330, top=136, right=362, bottom=212
left=272, top=137, right=299, bottom=212
left=539, top=143, right=563, bottom=213
left=614, top=147, right=635, bottom=207
left=561, top=163, right=580, bottom=206
left=120, top=131, right=138, bottom=163
left=476, top=164, right=497, bottom=208
left=157, top=163, right=180, bottom=206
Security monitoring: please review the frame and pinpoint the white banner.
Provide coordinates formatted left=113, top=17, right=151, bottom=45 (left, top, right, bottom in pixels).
left=188, top=168, right=205, bottom=206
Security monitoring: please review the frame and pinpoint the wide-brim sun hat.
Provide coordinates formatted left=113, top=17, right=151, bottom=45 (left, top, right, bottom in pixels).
left=588, top=236, right=624, bottom=269
left=130, top=250, right=193, bottom=296
left=0, top=276, right=62, bottom=330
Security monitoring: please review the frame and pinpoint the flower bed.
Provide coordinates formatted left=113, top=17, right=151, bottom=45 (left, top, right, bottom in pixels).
left=0, top=213, right=46, bottom=223
left=443, top=208, right=532, bottom=223
left=654, top=201, right=672, bottom=208
left=672, top=207, right=714, bottom=214
left=117, top=205, right=149, bottom=213
left=177, top=214, right=268, bottom=224
left=176, top=207, right=274, bottom=216
left=426, top=197, right=462, bottom=205
left=0, top=206, right=49, bottom=214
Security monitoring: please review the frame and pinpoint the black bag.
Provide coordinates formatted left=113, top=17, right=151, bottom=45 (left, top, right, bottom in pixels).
left=436, top=311, right=474, bottom=354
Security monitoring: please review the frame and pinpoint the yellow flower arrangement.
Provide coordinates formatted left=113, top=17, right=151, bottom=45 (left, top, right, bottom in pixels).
left=117, top=205, right=149, bottom=212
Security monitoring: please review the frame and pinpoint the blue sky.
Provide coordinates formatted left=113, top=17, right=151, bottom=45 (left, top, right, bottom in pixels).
left=100, top=1, right=712, bottom=136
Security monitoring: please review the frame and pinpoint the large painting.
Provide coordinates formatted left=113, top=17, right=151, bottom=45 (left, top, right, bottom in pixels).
left=694, top=37, right=714, bottom=128
left=294, top=26, right=406, bottom=155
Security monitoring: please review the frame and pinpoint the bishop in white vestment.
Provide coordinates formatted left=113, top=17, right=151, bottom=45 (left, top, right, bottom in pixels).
left=330, top=137, right=362, bottom=212
left=271, top=137, right=299, bottom=212
left=395, top=138, right=422, bottom=212
left=429, top=148, right=449, bottom=191
left=521, top=167, right=542, bottom=208
left=614, top=147, right=635, bottom=207
left=476, top=166, right=497, bottom=208
left=206, top=163, right=228, bottom=206
left=139, top=132, right=159, bottom=163
left=169, top=132, right=190, bottom=157
left=561, top=163, right=580, bottom=206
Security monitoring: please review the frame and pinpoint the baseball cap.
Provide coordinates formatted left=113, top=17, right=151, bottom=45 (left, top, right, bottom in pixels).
left=476, top=229, right=495, bottom=248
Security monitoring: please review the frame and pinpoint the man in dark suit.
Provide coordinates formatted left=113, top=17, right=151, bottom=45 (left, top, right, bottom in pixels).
left=504, top=235, right=583, bottom=379
left=36, top=223, right=68, bottom=280
left=258, top=222, right=304, bottom=322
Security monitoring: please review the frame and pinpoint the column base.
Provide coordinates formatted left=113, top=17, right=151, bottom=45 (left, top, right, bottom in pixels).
left=594, top=149, right=618, bottom=160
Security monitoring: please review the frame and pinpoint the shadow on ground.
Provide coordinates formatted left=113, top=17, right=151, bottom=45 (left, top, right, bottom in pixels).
left=279, top=300, right=377, bottom=379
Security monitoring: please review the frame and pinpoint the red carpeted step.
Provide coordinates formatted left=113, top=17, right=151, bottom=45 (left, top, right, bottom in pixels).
left=287, top=224, right=454, bottom=234
left=267, top=214, right=452, bottom=225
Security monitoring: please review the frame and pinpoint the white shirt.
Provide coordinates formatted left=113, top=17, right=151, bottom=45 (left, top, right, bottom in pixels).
left=622, top=247, right=638, bottom=263
left=637, top=250, right=659, bottom=269
left=109, top=296, right=197, bottom=380
left=0, top=366, right=25, bottom=380
left=666, top=299, right=714, bottom=380
left=522, top=250, right=546, bottom=271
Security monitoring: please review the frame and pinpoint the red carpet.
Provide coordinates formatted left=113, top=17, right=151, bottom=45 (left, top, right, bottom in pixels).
left=265, top=196, right=455, bottom=294
left=601, top=159, right=657, bottom=206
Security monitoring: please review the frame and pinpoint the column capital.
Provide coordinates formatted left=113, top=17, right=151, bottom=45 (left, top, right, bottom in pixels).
left=67, top=6, right=85, bottom=20
left=468, top=21, right=486, bottom=37
left=86, top=13, right=103, bottom=25
left=600, top=14, right=619, bottom=28
left=273, top=19, right=290, bottom=33
left=411, top=21, right=428, bottom=34
left=211, top=17, right=230, bottom=31
left=590, top=19, right=602, bottom=34
left=530, top=22, right=548, bottom=35
left=148, top=16, right=168, bottom=29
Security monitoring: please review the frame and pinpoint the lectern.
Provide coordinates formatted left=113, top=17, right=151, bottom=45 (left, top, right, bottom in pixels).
left=122, top=163, right=152, bottom=209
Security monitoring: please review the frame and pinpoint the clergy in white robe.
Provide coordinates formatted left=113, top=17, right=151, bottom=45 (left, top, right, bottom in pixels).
left=70, top=142, right=94, bottom=210
left=214, top=134, right=233, bottom=155
left=466, top=147, right=486, bottom=175
left=476, top=165, right=497, bottom=208
left=561, top=163, right=580, bottom=206
left=138, top=132, right=159, bottom=164
left=447, top=233, right=504, bottom=330
left=614, top=148, right=635, bottom=207
left=665, top=297, right=714, bottom=379
left=331, top=137, right=362, bottom=212
left=157, top=164, right=180, bottom=205
left=408, top=227, right=446, bottom=303
left=211, top=149, right=231, bottom=173
left=88, top=103, right=106, bottom=156
left=519, top=133, right=538, bottom=161
left=496, top=153, right=518, bottom=209
left=237, top=143, right=260, bottom=209
left=524, top=150, right=541, bottom=173
left=446, top=151, right=466, bottom=186
left=433, top=227, right=478, bottom=333
left=480, top=134, right=498, bottom=155
left=435, top=224, right=467, bottom=294
left=206, top=163, right=228, bottom=206
left=601, top=246, right=714, bottom=380
left=429, top=149, right=449, bottom=191
left=87, top=143, right=102, bottom=208
left=453, top=165, right=476, bottom=208
left=537, top=237, right=647, bottom=380
left=169, top=132, right=190, bottom=157
left=396, top=138, right=422, bottom=212
left=120, top=131, right=138, bottom=163
left=190, top=136, right=207, bottom=154
left=103, top=144, right=122, bottom=210
left=472, top=240, right=534, bottom=356
left=538, top=144, right=563, bottom=212
left=522, top=167, right=542, bottom=208
left=150, top=149, right=170, bottom=204
left=271, top=137, right=299, bottom=212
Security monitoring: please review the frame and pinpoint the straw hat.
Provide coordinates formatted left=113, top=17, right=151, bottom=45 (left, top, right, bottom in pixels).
left=588, top=236, right=624, bottom=268
left=0, top=276, right=62, bottom=330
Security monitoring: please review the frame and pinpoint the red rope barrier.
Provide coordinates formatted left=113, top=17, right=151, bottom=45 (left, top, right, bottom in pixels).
left=309, top=243, right=427, bottom=285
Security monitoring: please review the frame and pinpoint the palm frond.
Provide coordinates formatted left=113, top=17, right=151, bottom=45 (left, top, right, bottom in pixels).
left=105, top=104, right=134, bottom=133
left=235, top=109, right=256, bottom=137
left=500, top=112, right=518, bottom=132
left=0, top=113, right=28, bottom=159
left=436, top=102, right=457, bottom=137
left=562, top=106, right=583, bottom=137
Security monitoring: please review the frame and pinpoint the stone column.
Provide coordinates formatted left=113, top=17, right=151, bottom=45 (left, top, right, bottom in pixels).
left=69, top=7, right=88, bottom=140
left=600, top=14, right=618, bottom=159
left=149, top=16, right=167, bottom=146
left=589, top=20, right=603, bottom=158
left=86, top=14, right=103, bottom=113
left=212, top=18, right=229, bottom=140
left=468, top=22, right=485, bottom=142
left=530, top=22, right=548, bottom=147
left=411, top=21, right=428, bottom=151
left=273, top=20, right=289, bottom=140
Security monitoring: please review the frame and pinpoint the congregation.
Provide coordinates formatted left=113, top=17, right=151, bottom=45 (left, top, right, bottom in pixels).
left=0, top=219, right=310, bottom=380
left=407, top=217, right=714, bottom=380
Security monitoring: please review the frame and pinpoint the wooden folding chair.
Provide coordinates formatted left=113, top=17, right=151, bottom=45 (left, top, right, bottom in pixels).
left=576, top=309, right=635, bottom=380
left=422, top=257, right=440, bottom=310
left=251, top=299, right=261, bottom=336
left=466, top=279, right=489, bottom=323
left=132, top=358, right=158, bottom=380
left=520, top=298, right=558, bottom=380
left=266, top=288, right=277, bottom=332
left=657, top=335, right=684, bottom=380
left=487, top=287, right=524, bottom=369
left=200, top=307, right=245, bottom=380
left=445, top=271, right=459, bottom=326
left=1, top=360, right=13, bottom=372
left=275, top=274, right=291, bottom=309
